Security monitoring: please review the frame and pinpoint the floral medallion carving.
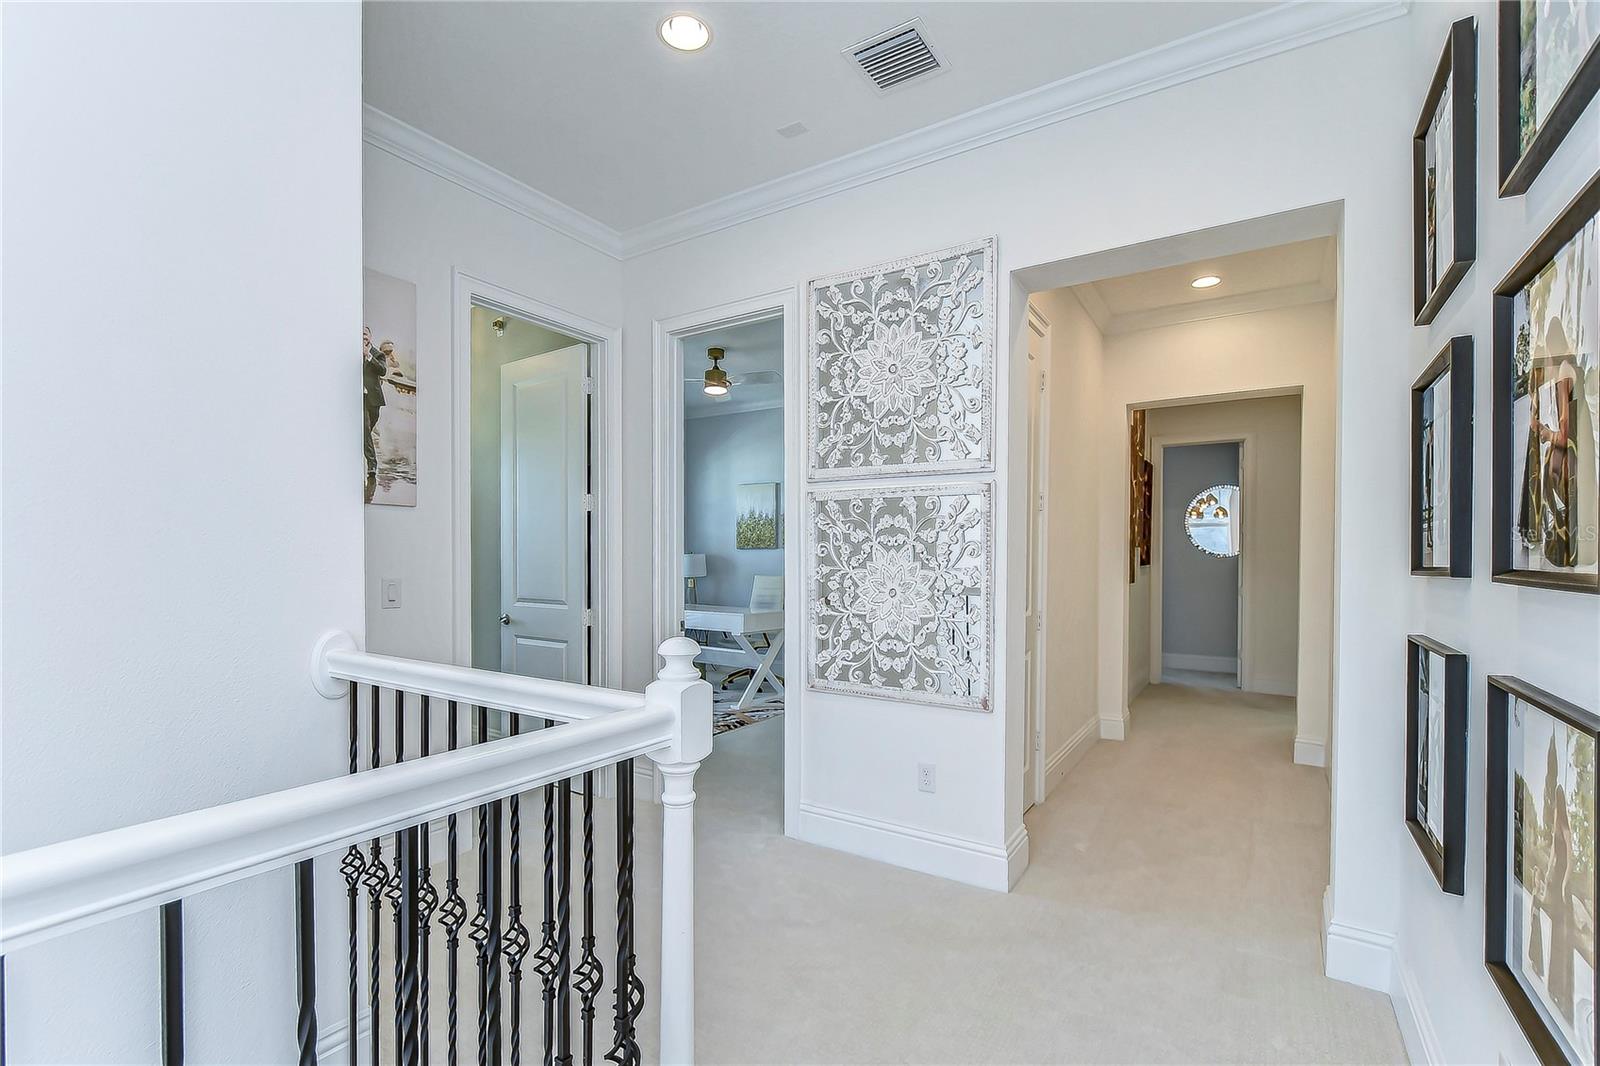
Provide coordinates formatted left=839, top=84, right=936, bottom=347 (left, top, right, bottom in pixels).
left=807, top=237, right=996, bottom=480
left=807, top=483, right=991, bottom=710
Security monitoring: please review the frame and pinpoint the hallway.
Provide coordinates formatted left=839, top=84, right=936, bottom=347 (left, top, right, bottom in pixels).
left=679, top=684, right=1405, bottom=1063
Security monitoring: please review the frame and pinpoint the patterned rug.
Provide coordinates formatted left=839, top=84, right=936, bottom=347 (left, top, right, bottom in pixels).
left=713, top=703, right=783, bottom=736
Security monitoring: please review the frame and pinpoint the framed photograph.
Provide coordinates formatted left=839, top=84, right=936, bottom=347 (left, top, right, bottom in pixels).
left=1492, top=171, right=1600, bottom=593
left=1414, top=16, right=1478, bottom=325
left=1486, top=675, right=1600, bottom=1065
left=1405, top=636, right=1469, bottom=894
left=1138, top=458, right=1154, bottom=568
left=1413, top=337, right=1475, bottom=576
left=806, top=236, right=995, bottom=481
left=735, top=482, right=781, bottom=550
left=1499, top=0, right=1600, bottom=197
left=363, top=269, right=419, bottom=507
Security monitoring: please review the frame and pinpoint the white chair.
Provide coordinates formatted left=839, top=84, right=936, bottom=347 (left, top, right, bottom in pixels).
left=721, top=576, right=783, bottom=690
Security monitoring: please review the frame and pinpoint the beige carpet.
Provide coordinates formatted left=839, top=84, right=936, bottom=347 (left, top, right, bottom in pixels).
left=672, top=681, right=1407, bottom=1064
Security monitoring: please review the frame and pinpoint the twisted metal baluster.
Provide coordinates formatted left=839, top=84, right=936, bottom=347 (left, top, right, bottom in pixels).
left=363, top=685, right=388, bottom=1066
left=554, top=777, right=573, bottom=1066
left=532, top=720, right=562, bottom=1066
left=470, top=706, right=504, bottom=1066
left=605, top=760, right=642, bottom=1066
left=503, top=715, right=533, bottom=1066
left=295, top=857, right=319, bottom=1066
left=439, top=701, right=467, bottom=1066
left=417, top=696, right=439, bottom=1066
left=571, top=772, right=603, bottom=1066
left=392, top=690, right=409, bottom=1060
left=339, top=686, right=366, bottom=1065
left=396, top=826, right=423, bottom=1066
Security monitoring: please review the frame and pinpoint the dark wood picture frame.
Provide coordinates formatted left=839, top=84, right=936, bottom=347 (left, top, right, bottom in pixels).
left=1415, top=16, right=1478, bottom=325
left=1491, top=170, right=1600, bottom=594
left=1498, top=0, right=1600, bottom=197
left=1486, top=675, right=1600, bottom=1065
left=1412, top=337, right=1475, bottom=577
left=1138, top=458, right=1153, bottom=567
left=1406, top=636, right=1469, bottom=894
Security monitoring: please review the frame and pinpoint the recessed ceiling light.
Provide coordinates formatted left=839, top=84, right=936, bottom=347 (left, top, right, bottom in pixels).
left=1191, top=275, right=1222, bottom=289
left=659, top=13, right=711, bottom=52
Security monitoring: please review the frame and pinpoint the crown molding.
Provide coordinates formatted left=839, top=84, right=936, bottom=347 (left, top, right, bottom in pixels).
left=362, top=105, right=626, bottom=260
left=363, top=2, right=1407, bottom=262
left=1103, top=279, right=1335, bottom=335
left=684, top=396, right=784, bottom=420
left=619, top=0, right=1409, bottom=257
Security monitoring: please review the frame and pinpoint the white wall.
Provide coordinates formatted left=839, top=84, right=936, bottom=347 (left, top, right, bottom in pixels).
left=1029, top=289, right=1105, bottom=790
left=683, top=407, right=786, bottom=609
left=1160, top=442, right=1242, bottom=667
left=1393, top=4, right=1600, bottom=1063
left=620, top=18, right=1410, bottom=902
left=1150, top=398, right=1303, bottom=702
left=1098, top=305, right=1334, bottom=756
left=1, top=3, right=363, bottom=1059
left=363, top=143, right=623, bottom=666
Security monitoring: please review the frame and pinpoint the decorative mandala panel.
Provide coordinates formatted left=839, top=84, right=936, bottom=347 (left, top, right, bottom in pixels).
left=807, top=484, right=991, bottom=711
left=808, top=237, right=996, bottom=480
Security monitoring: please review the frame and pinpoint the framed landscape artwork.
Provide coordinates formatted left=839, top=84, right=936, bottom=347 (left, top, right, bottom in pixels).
left=1405, top=636, right=1468, bottom=894
left=735, top=482, right=781, bottom=550
left=1412, top=336, right=1475, bottom=577
left=1492, top=171, right=1600, bottom=593
left=1487, top=675, right=1600, bottom=1065
left=1499, top=0, right=1600, bottom=196
left=1414, top=16, right=1478, bottom=325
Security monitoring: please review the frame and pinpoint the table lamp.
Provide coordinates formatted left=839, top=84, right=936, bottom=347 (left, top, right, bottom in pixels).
left=683, top=553, right=707, bottom=604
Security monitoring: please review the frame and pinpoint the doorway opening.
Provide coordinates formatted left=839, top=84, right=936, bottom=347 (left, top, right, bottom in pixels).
left=653, top=291, right=800, bottom=831
left=1156, top=440, right=1243, bottom=690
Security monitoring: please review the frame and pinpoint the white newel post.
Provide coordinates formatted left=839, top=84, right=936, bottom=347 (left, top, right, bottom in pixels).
left=646, top=636, right=712, bottom=1065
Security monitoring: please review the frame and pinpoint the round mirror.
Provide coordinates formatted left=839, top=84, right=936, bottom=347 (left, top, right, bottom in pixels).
left=1185, top=484, right=1241, bottom=558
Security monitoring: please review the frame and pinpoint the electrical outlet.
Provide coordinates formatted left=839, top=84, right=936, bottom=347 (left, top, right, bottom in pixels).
left=381, top=578, right=402, bottom=609
left=917, top=763, right=936, bottom=793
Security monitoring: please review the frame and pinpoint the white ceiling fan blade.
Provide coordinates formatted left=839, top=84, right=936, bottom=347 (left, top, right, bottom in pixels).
left=728, top=370, right=781, bottom=385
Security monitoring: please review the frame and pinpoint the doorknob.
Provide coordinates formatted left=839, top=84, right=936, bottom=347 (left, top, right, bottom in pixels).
left=500, top=613, right=511, bottom=626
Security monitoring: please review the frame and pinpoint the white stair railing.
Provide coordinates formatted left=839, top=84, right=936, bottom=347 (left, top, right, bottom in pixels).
left=0, top=635, right=712, bottom=1066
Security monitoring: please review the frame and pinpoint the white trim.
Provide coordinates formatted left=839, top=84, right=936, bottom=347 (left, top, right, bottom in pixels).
left=1005, top=823, right=1030, bottom=890
left=1294, top=735, right=1327, bottom=768
left=1322, top=888, right=1395, bottom=993
left=1101, top=281, right=1335, bottom=336
left=1025, top=304, right=1052, bottom=809
left=1099, top=713, right=1127, bottom=742
left=1391, top=948, right=1443, bottom=1066
left=1253, top=675, right=1298, bottom=698
left=620, top=2, right=1407, bottom=255
left=651, top=289, right=803, bottom=833
left=364, top=7, right=1405, bottom=261
left=1161, top=653, right=1238, bottom=675
left=317, top=1009, right=371, bottom=1063
left=449, top=272, right=624, bottom=690
left=795, top=801, right=1019, bottom=892
left=362, top=106, right=624, bottom=260
left=1044, top=716, right=1098, bottom=799
left=683, top=397, right=784, bottom=420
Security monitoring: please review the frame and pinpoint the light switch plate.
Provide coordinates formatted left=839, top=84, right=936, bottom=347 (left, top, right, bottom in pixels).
left=381, top=578, right=402, bottom=609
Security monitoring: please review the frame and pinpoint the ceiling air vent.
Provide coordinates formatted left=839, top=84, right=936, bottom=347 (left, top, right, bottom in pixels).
left=847, top=19, right=944, bottom=94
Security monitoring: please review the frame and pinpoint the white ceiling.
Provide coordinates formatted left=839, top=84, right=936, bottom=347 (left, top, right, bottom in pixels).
left=681, top=317, right=783, bottom=417
left=363, top=1, right=1275, bottom=232
left=1070, top=236, right=1336, bottom=335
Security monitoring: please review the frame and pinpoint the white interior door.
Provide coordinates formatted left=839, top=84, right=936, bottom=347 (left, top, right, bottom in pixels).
left=500, top=344, right=589, bottom=683
left=1023, top=321, right=1047, bottom=810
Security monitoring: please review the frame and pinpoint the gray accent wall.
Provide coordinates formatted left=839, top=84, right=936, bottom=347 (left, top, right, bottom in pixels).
left=1161, top=442, right=1240, bottom=666
left=684, top=406, right=784, bottom=608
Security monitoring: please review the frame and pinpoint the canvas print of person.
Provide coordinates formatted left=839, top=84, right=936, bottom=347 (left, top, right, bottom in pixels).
left=1519, top=0, right=1600, bottom=152
left=1511, top=212, right=1599, bottom=575
left=363, top=270, right=419, bottom=506
left=1509, top=697, right=1598, bottom=1064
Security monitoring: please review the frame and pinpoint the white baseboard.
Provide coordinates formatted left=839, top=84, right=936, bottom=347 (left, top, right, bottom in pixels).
left=1322, top=887, right=1394, bottom=992
left=317, top=1009, right=371, bottom=1063
left=1044, top=718, right=1098, bottom=798
left=1250, top=675, right=1297, bottom=698
left=795, top=801, right=1017, bottom=892
left=1099, top=714, right=1127, bottom=741
left=1162, top=652, right=1238, bottom=674
left=1294, top=735, right=1326, bottom=768
left=1391, top=947, right=1442, bottom=1065
left=1005, top=823, right=1030, bottom=889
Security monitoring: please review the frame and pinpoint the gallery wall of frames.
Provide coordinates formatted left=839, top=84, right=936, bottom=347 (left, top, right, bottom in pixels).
left=1408, top=6, right=1600, bottom=1064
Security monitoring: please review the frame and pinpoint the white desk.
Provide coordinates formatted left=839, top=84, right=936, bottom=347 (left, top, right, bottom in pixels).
left=682, top=604, right=785, bottom=711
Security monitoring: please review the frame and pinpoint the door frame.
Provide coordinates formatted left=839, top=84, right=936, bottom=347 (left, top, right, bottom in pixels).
left=1023, top=304, right=1051, bottom=810
left=652, top=287, right=801, bottom=833
left=451, top=269, right=624, bottom=688
left=1148, top=430, right=1256, bottom=692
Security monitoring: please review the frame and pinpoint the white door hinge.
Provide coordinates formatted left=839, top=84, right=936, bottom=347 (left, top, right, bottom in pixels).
left=584, top=609, right=593, bottom=627
left=581, top=376, right=595, bottom=396
left=583, top=493, right=596, bottom=512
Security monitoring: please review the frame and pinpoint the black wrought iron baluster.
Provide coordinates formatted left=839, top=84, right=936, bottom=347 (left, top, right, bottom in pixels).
left=392, top=690, right=409, bottom=1061
left=339, top=686, right=366, bottom=1066
left=504, top=715, right=532, bottom=1066
left=161, top=899, right=184, bottom=1066
left=470, top=706, right=504, bottom=1066
left=605, top=760, right=641, bottom=1066
left=440, top=701, right=467, bottom=1066
left=295, top=858, right=319, bottom=1066
left=554, top=776, right=573, bottom=1066
left=571, top=772, right=602, bottom=1066
left=532, top=719, right=561, bottom=1066
left=1, top=955, right=7, bottom=1066
left=418, top=696, right=438, bottom=1066
left=363, top=684, right=388, bottom=1066
left=396, top=826, right=423, bottom=1066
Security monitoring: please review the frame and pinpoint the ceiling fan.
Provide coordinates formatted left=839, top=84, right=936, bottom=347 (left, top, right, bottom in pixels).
left=685, top=346, right=780, bottom=397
